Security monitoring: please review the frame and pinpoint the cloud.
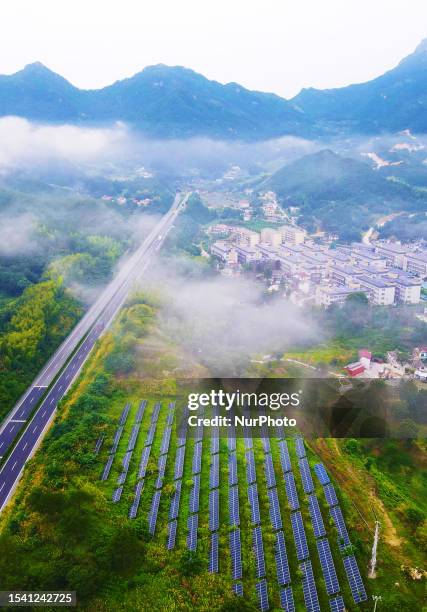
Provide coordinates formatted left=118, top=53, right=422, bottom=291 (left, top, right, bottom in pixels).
left=0, top=213, right=38, bottom=256
left=0, top=117, right=131, bottom=171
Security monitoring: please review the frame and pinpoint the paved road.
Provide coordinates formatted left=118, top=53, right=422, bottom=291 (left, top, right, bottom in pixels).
left=0, top=192, right=188, bottom=511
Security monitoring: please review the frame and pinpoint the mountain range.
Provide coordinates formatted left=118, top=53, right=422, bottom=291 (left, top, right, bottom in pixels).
left=1, top=38, right=427, bottom=139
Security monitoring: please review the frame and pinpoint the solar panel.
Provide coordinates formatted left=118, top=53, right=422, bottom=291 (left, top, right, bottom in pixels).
left=343, top=555, right=367, bottom=604
left=314, top=462, right=330, bottom=485
left=208, top=532, right=219, bottom=573
left=211, top=428, right=220, bottom=454
left=290, top=511, right=309, bottom=561
left=316, top=538, right=340, bottom=595
left=94, top=435, right=104, bottom=455
left=210, top=453, right=220, bottom=489
left=323, top=483, right=339, bottom=508
left=264, top=453, right=277, bottom=488
left=167, top=519, right=177, bottom=550
left=275, top=530, right=291, bottom=586
left=209, top=488, right=219, bottom=532
left=248, top=483, right=261, bottom=525
left=148, top=490, right=161, bottom=535
left=308, top=494, right=326, bottom=538
left=135, top=399, right=147, bottom=423
left=187, top=514, right=198, bottom=551
left=169, top=480, right=182, bottom=520
left=151, top=402, right=161, bottom=423
left=129, top=479, right=144, bottom=519
left=295, top=437, right=306, bottom=458
left=276, top=425, right=285, bottom=440
left=189, top=474, right=201, bottom=513
left=176, top=418, right=187, bottom=447
left=166, top=411, right=174, bottom=426
left=145, top=422, right=157, bottom=447
left=160, top=426, right=172, bottom=455
left=284, top=471, right=300, bottom=510
left=109, top=425, right=124, bottom=454
left=298, top=457, right=315, bottom=494
left=279, top=440, right=292, bottom=474
left=329, top=505, right=351, bottom=548
left=118, top=402, right=131, bottom=426
left=255, top=579, right=269, bottom=612
left=174, top=445, right=186, bottom=481
left=100, top=454, right=114, bottom=480
left=127, top=424, right=141, bottom=452
left=155, top=454, right=168, bottom=489
left=229, top=528, right=242, bottom=579
left=267, top=487, right=283, bottom=531
left=229, top=485, right=240, bottom=526
left=329, top=595, right=345, bottom=612
left=261, top=436, right=271, bottom=454
left=227, top=428, right=236, bottom=452
left=192, top=441, right=202, bottom=475
left=168, top=401, right=175, bottom=410
left=228, top=452, right=238, bottom=486
left=280, top=586, right=295, bottom=612
left=194, top=423, right=203, bottom=443
left=252, top=526, right=266, bottom=578
left=244, top=426, right=253, bottom=449
left=233, top=583, right=243, bottom=597
left=300, top=560, right=321, bottom=612
left=245, top=449, right=257, bottom=485
left=137, top=445, right=152, bottom=479
left=112, top=486, right=123, bottom=503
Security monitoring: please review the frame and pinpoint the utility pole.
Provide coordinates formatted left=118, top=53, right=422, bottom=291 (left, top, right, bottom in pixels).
left=372, top=595, right=382, bottom=611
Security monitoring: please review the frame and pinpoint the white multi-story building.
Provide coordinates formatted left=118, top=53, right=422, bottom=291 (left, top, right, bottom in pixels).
left=358, top=275, right=395, bottom=305
left=374, top=242, right=407, bottom=269
left=260, top=228, right=282, bottom=246
left=405, top=251, right=427, bottom=278
left=393, top=275, right=422, bottom=304
left=315, top=285, right=367, bottom=307
left=278, top=224, right=306, bottom=245
left=210, top=241, right=238, bottom=264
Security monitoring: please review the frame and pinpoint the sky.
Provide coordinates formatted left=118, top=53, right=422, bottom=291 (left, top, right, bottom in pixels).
left=1, top=0, right=427, bottom=98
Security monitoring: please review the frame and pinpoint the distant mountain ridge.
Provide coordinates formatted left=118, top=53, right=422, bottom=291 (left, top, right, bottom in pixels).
left=0, top=63, right=310, bottom=140
left=1, top=38, right=427, bottom=138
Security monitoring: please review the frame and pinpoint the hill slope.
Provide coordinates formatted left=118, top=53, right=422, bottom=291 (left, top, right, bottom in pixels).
left=292, top=39, right=427, bottom=133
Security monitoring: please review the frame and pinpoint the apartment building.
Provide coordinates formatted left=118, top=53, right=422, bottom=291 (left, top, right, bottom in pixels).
left=277, top=224, right=306, bottom=245
left=358, top=275, right=395, bottom=305
left=405, top=251, right=427, bottom=278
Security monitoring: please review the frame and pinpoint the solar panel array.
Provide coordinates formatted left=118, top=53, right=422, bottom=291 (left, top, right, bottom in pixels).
left=210, top=453, right=220, bottom=489
left=316, top=538, right=340, bottom=595
left=230, top=528, right=242, bottom=579
left=209, top=488, right=219, bottom=532
left=127, top=424, right=141, bottom=452
left=290, top=511, right=309, bottom=561
left=211, top=428, right=219, bottom=454
left=274, top=530, right=291, bottom=586
left=278, top=440, right=292, bottom=474
left=280, top=586, right=295, bottom=612
left=295, top=437, right=306, bottom=459
left=174, top=445, right=186, bottom=481
left=187, top=514, right=198, bottom=551
left=284, top=471, right=300, bottom=511
left=324, top=483, right=339, bottom=508
left=101, top=455, right=114, bottom=481
left=148, top=490, right=161, bottom=535
left=298, top=457, right=314, bottom=494
left=129, top=479, right=144, bottom=519
left=248, top=483, right=261, bottom=525
left=264, top=453, right=277, bottom=489
left=192, top=441, right=202, bottom=475
left=189, top=474, right=201, bottom=514
left=233, top=583, right=243, bottom=597
left=252, top=526, right=266, bottom=578
left=118, top=402, right=131, bottom=426
left=314, top=462, right=330, bottom=485
left=169, top=479, right=182, bottom=521
left=245, top=449, right=257, bottom=485
left=167, top=520, right=177, bottom=550
left=160, top=426, right=172, bottom=455
left=261, top=436, right=271, bottom=454
left=229, top=485, right=240, bottom=527
left=255, top=579, right=269, bottom=612
left=329, top=505, right=351, bottom=548
left=150, top=402, right=161, bottom=424
left=343, top=555, right=367, bottom=604
left=227, top=426, right=236, bottom=452
left=267, top=487, right=283, bottom=531
left=208, top=532, right=219, bottom=573
left=308, top=494, right=326, bottom=538
left=329, top=595, right=345, bottom=612
left=243, top=426, right=253, bottom=449
left=112, top=485, right=123, bottom=502
left=300, top=560, right=321, bottom=612
left=137, top=445, right=151, bottom=479
left=135, top=399, right=147, bottom=424
left=94, top=435, right=104, bottom=455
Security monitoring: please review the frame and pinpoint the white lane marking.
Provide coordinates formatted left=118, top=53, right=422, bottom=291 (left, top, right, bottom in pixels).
left=0, top=482, right=4, bottom=492
left=41, top=411, right=46, bottom=417
left=0, top=443, right=3, bottom=450
left=32, top=426, right=38, bottom=434
left=11, top=461, right=17, bottom=471
left=50, top=398, right=55, bottom=405
left=10, top=425, right=15, bottom=432
left=22, top=442, right=28, bottom=451
left=58, top=385, right=63, bottom=392
left=10, top=420, right=26, bottom=423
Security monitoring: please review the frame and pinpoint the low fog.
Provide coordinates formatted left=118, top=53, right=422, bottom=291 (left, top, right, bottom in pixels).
left=144, top=257, right=319, bottom=375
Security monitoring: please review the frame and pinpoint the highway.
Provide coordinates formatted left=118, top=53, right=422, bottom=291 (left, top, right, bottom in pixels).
left=0, top=191, right=188, bottom=512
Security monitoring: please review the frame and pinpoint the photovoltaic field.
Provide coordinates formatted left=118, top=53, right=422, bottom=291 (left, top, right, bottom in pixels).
left=98, top=400, right=369, bottom=611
